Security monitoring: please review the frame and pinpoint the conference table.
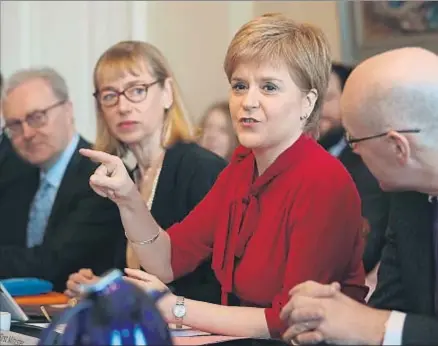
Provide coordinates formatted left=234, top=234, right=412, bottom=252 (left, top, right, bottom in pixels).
left=9, top=323, right=287, bottom=346
left=173, top=335, right=285, bottom=345
left=10, top=324, right=284, bottom=345
left=9, top=296, right=287, bottom=346
left=10, top=310, right=287, bottom=346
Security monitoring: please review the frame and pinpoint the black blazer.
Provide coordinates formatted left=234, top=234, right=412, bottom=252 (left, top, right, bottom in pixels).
left=338, top=146, right=390, bottom=273
left=402, top=314, right=438, bottom=345
left=115, top=141, right=227, bottom=304
left=0, top=136, right=124, bottom=291
left=0, top=136, right=14, bottom=190
left=0, top=136, right=8, bottom=171
left=0, top=136, right=31, bottom=190
left=369, top=192, right=436, bottom=344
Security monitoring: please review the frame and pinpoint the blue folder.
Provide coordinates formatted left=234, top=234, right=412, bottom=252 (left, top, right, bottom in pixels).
left=0, top=278, right=53, bottom=297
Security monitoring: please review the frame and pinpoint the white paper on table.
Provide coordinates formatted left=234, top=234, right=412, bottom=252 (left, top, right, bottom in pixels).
left=0, top=330, right=39, bottom=345
left=168, top=324, right=211, bottom=337
left=27, top=323, right=49, bottom=328
left=27, top=322, right=66, bottom=334
left=170, top=328, right=211, bottom=337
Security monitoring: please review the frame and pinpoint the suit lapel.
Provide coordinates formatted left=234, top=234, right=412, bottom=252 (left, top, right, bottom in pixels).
left=44, top=137, right=90, bottom=238
left=0, top=136, right=12, bottom=172
left=396, top=192, right=435, bottom=314
left=338, top=146, right=358, bottom=166
left=0, top=140, right=7, bottom=169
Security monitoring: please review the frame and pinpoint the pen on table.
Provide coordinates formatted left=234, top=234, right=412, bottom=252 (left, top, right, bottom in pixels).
left=68, top=297, right=78, bottom=307
left=40, top=305, right=51, bottom=322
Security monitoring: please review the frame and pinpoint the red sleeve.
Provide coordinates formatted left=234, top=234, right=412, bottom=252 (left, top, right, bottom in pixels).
left=167, top=165, right=231, bottom=280
left=264, top=164, right=368, bottom=337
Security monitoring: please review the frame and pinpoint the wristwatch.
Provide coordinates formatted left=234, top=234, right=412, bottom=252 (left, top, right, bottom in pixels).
left=172, top=296, right=186, bottom=329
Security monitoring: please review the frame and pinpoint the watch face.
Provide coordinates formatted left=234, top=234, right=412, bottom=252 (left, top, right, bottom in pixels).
left=173, top=305, right=186, bottom=318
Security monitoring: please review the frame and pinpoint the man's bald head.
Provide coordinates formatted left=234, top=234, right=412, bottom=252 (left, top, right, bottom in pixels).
left=341, top=47, right=438, bottom=140
left=340, top=47, right=438, bottom=194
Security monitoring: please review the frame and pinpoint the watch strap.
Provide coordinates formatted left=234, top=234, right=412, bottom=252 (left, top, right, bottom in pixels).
left=175, top=296, right=185, bottom=329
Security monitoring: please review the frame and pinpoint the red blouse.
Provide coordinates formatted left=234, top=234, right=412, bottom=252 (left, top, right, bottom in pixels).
left=167, top=134, right=367, bottom=337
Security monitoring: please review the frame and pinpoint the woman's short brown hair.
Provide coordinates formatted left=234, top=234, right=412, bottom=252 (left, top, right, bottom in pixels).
left=93, top=41, right=193, bottom=157
left=224, top=13, right=332, bottom=136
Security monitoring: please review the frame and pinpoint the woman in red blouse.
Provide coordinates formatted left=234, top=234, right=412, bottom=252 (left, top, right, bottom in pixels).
left=80, top=13, right=367, bottom=339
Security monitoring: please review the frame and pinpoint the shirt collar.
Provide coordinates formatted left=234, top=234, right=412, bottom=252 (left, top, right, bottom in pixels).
left=231, top=134, right=314, bottom=196
left=429, top=195, right=437, bottom=203
left=41, top=133, right=80, bottom=188
left=328, top=137, right=348, bottom=157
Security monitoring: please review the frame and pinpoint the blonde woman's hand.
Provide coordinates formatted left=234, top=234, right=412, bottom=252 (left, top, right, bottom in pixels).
left=123, top=268, right=169, bottom=293
left=65, top=268, right=99, bottom=297
left=79, top=148, right=138, bottom=206
left=123, top=268, right=176, bottom=322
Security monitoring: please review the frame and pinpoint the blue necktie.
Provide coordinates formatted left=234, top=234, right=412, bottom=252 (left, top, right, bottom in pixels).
left=26, top=176, right=55, bottom=248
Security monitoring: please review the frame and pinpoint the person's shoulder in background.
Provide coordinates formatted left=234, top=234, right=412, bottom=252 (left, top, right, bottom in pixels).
left=0, top=135, right=38, bottom=190
left=167, top=142, right=228, bottom=180
left=172, top=140, right=228, bottom=165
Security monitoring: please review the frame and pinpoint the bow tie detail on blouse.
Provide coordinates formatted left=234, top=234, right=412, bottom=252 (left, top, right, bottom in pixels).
left=212, top=136, right=313, bottom=306
left=215, top=154, right=283, bottom=305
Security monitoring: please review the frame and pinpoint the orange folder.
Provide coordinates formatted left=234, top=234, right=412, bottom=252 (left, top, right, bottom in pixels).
left=14, top=292, right=69, bottom=305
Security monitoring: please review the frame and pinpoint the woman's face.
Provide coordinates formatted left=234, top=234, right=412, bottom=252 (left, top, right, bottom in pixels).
left=319, top=72, right=343, bottom=136
left=199, top=109, right=233, bottom=159
left=96, top=67, right=173, bottom=146
left=228, top=62, right=316, bottom=153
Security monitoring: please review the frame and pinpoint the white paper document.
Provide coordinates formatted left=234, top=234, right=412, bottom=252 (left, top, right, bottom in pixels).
left=170, top=328, right=211, bottom=337
left=0, top=330, right=39, bottom=345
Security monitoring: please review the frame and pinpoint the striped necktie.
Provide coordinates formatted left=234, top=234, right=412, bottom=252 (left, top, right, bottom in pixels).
left=26, top=176, right=55, bottom=248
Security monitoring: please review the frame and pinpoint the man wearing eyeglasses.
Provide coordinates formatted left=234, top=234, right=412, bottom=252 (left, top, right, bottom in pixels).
left=0, top=67, right=123, bottom=291
left=281, top=47, right=438, bottom=345
left=319, top=63, right=390, bottom=280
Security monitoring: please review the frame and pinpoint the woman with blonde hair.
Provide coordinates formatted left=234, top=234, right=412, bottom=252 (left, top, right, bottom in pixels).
left=79, top=15, right=367, bottom=339
left=198, top=101, right=238, bottom=160
left=66, top=41, right=226, bottom=304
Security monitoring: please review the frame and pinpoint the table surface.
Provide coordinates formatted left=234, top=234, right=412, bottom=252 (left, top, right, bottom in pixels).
left=14, top=305, right=287, bottom=346
left=12, top=323, right=286, bottom=346
left=173, top=335, right=248, bottom=345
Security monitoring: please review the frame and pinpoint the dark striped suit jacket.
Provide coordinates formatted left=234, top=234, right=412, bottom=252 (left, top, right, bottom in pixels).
left=369, top=191, right=438, bottom=344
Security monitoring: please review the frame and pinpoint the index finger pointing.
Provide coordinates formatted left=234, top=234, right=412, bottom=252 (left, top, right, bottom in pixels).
left=79, top=148, right=119, bottom=166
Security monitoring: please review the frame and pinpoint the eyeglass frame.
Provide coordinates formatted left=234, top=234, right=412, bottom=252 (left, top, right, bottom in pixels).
left=2, top=99, right=67, bottom=138
left=345, top=129, right=421, bottom=148
left=93, top=79, right=163, bottom=107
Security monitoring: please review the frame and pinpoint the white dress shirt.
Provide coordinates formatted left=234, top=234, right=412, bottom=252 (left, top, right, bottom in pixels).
left=383, top=311, right=406, bottom=345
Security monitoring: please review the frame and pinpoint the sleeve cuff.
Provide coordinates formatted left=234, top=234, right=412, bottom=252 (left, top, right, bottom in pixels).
left=382, top=310, right=406, bottom=345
